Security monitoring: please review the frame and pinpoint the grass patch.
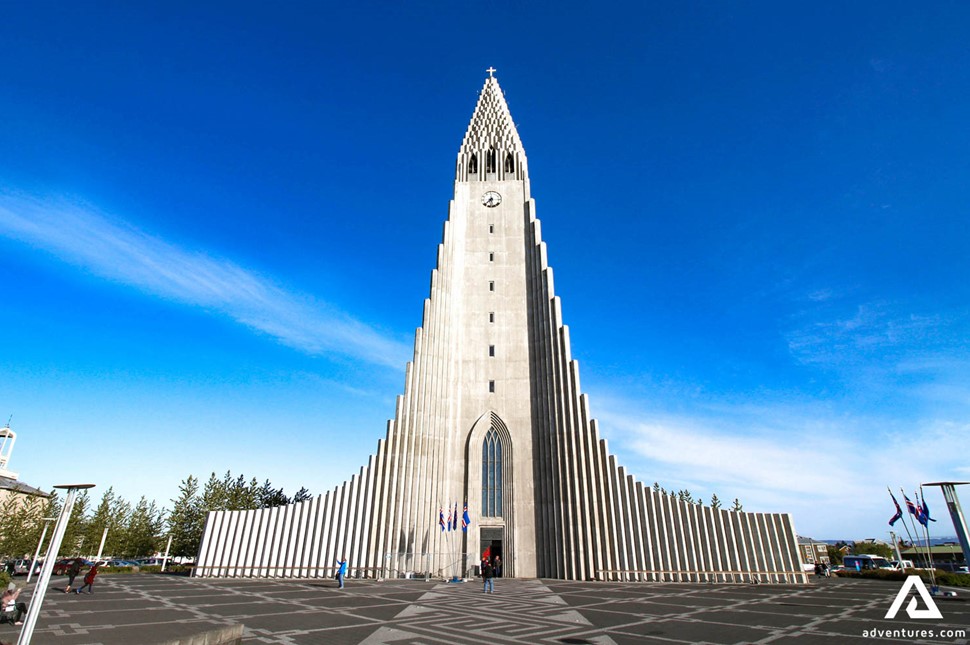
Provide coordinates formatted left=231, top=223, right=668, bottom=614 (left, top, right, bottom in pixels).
left=837, top=568, right=970, bottom=588
left=98, top=564, right=192, bottom=576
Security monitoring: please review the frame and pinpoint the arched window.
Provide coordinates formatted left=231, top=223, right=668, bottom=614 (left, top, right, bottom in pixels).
left=468, top=154, right=478, bottom=175
left=504, top=153, right=515, bottom=173
left=482, top=428, right=503, bottom=516
left=485, top=147, right=496, bottom=173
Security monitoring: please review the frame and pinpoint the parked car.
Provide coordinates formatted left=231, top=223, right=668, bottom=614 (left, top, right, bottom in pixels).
left=51, top=558, right=95, bottom=576
left=134, top=558, right=166, bottom=566
left=5, top=559, right=41, bottom=576
left=104, top=559, right=137, bottom=568
left=843, top=555, right=894, bottom=571
left=935, top=563, right=970, bottom=574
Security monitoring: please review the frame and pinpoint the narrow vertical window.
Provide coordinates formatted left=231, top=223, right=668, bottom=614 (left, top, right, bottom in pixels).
left=489, top=312, right=495, bottom=323
left=489, top=252, right=494, bottom=262
left=505, top=152, right=515, bottom=173
left=489, top=281, right=495, bottom=292
left=486, top=147, right=496, bottom=173
left=468, top=154, right=478, bottom=175
left=489, top=345, right=495, bottom=357
left=488, top=380, right=495, bottom=393
left=482, top=428, right=503, bottom=516
left=489, top=224, right=494, bottom=234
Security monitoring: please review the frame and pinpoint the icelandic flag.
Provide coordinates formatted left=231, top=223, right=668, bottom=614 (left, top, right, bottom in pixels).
left=919, top=493, right=936, bottom=523
left=447, top=506, right=453, bottom=532
left=462, top=502, right=470, bottom=532
left=439, top=507, right=445, bottom=532
left=888, top=490, right=903, bottom=526
left=453, top=503, right=459, bottom=531
left=903, top=492, right=926, bottom=527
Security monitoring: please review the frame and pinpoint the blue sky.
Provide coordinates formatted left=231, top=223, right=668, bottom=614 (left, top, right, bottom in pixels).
left=1, top=2, right=968, bottom=540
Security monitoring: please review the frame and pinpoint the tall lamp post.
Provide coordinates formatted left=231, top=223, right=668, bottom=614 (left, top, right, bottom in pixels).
left=25, top=518, right=56, bottom=585
left=17, top=483, right=94, bottom=645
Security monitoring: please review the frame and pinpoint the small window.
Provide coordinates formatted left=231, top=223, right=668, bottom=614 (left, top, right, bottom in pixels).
left=505, top=153, right=515, bottom=173
left=489, top=281, right=495, bottom=292
left=486, top=147, right=496, bottom=173
left=489, top=345, right=495, bottom=357
left=468, top=154, right=478, bottom=175
left=489, top=252, right=494, bottom=262
left=489, top=224, right=494, bottom=234
left=489, top=312, right=495, bottom=323
left=488, top=380, right=495, bottom=393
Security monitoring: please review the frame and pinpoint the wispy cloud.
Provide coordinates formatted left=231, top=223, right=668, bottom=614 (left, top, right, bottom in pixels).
left=591, top=390, right=970, bottom=538
left=786, top=302, right=941, bottom=366
left=0, top=190, right=410, bottom=368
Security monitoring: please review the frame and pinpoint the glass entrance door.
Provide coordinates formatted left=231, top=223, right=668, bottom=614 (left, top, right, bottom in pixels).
left=480, top=526, right=505, bottom=577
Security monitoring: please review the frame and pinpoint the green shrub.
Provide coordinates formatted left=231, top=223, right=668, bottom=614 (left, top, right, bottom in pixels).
left=836, top=568, right=970, bottom=588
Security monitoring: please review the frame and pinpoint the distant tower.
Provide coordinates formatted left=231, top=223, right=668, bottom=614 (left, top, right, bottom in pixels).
left=196, top=73, right=805, bottom=582
left=0, top=420, right=18, bottom=480
left=0, top=420, right=48, bottom=503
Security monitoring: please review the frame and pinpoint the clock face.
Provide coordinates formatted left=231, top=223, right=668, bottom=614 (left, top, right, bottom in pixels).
left=481, top=191, right=502, bottom=207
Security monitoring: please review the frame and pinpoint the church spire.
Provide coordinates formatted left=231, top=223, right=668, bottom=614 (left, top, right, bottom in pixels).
left=456, top=71, right=528, bottom=182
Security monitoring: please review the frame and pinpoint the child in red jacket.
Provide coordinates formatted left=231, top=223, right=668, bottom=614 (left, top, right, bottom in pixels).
left=76, top=563, right=100, bottom=594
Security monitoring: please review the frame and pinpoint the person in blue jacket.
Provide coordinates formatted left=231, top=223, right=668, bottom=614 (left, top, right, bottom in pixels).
left=336, top=557, right=348, bottom=589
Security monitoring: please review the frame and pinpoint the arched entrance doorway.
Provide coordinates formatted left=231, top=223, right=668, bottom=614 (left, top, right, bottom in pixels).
left=466, top=411, right=513, bottom=577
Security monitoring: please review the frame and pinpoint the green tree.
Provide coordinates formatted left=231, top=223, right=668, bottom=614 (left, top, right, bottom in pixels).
left=827, top=545, right=844, bottom=565
left=201, top=472, right=228, bottom=512
left=0, top=493, right=47, bottom=558
left=61, top=491, right=91, bottom=557
left=292, top=487, right=312, bottom=504
left=710, top=493, right=722, bottom=510
left=731, top=498, right=743, bottom=512
left=123, top=497, right=164, bottom=557
left=258, top=479, right=288, bottom=508
left=168, top=475, right=204, bottom=558
left=85, top=487, right=131, bottom=559
left=223, top=473, right=258, bottom=510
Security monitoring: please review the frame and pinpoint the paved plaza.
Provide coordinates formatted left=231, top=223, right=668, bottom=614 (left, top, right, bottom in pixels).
left=0, top=574, right=966, bottom=645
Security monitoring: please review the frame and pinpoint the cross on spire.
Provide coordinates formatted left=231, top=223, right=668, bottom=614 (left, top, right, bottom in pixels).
left=486, top=66, right=496, bottom=78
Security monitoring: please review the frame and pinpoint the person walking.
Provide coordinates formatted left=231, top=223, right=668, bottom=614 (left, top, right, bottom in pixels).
left=481, top=558, right=494, bottom=594
left=76, top=562, right=100, bottom=594
left=336, top=557, right=348, bottom=589
left=65, top=558, right=84, bottom=593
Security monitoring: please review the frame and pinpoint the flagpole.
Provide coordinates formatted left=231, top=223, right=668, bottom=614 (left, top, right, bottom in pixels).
left=918, top=486, right=938, bottom=590
left=890, top=487, right=920, bottom=564
left=907, top=487, right=934, bottom=572
left=899, top=488, right=929, bottom=569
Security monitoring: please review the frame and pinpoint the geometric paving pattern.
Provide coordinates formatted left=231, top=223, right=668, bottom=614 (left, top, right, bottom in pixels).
left=1, top=574, right=966, bottom=644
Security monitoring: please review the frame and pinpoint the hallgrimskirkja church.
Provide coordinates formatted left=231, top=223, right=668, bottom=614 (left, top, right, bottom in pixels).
left=195, top=73, right=805, bottom=583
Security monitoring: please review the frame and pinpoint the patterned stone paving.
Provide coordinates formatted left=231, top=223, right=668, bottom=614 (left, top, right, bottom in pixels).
left=0, top=574, right=966, bottom=644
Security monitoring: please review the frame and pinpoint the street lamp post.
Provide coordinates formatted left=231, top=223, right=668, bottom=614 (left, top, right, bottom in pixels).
left=17, top=483, right=94, bottom=645
left=25, top=518, right=56, bottom=585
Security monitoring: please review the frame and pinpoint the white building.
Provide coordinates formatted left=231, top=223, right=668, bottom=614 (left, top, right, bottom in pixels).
left=195, top=73, right=805, bottom=583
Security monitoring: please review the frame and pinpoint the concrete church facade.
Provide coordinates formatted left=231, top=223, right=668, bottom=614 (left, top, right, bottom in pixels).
left=195, top=74, right=806, bottom=583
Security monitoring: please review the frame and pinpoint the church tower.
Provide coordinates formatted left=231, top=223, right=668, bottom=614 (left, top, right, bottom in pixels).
left=370, top=71, right=540, bottom=577
left=195, top=73, right=805, bottom=583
